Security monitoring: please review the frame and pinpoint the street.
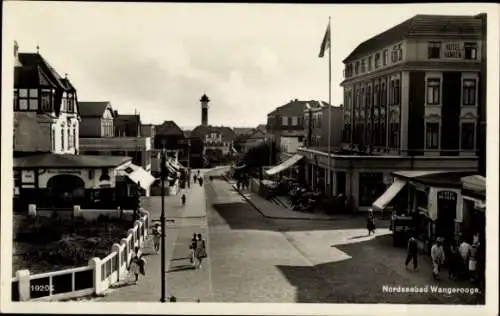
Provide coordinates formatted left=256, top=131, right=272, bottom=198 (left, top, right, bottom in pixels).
left=97, top=168, right=484, bottom=304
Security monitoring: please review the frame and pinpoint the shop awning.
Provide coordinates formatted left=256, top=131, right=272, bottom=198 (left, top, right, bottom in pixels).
left=118, top=164, right=155, bottom=190
left=265, top=154, right=304, bottom=176
left=372, top=178, right=407, bottom=211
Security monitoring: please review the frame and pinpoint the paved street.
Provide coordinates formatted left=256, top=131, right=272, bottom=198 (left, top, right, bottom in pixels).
left=96, top=168, right=484, bottom=304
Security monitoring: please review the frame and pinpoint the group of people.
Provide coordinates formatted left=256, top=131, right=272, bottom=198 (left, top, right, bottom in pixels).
left=190, top=233, right=207, bottom=269
left=405, top=233, right=482, bottom=282
left=128, top=246, right=147, bottom=283
left=236, top=174, right=250, bottom=191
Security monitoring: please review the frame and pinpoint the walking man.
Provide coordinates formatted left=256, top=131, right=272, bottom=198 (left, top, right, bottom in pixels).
left=195, top=233, right=207, bottom=269
left=431, top=237, right=446, bottom=280
left=189, top=233, right=198, bottom=266
left=405, top=236, right=419, bottom=270
left=367, top=210, right=376, bottom=236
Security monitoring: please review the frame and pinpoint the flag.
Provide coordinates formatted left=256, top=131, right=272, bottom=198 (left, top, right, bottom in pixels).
left=318, top=22, right=331, bottom=58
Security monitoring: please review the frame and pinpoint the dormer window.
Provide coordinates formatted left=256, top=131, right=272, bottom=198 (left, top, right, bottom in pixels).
left=41, top=89, right=52, bottom=112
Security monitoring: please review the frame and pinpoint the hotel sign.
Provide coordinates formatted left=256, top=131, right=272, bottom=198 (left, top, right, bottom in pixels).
left=443, top=42, right=464, bottom=59
left=437, top=190, right=457, bottom=202
left=47, top=169, right=82, bottom=175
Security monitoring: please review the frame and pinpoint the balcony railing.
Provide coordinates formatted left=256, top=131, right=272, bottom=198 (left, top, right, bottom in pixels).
left=79, top=137, right=151, bottom=151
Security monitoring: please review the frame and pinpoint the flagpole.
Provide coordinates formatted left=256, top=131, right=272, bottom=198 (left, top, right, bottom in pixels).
left=327, top=16, right=332, bottom=197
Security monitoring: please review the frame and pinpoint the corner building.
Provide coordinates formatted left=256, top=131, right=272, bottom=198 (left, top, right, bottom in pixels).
left=299, top=14, right=483, bottom=211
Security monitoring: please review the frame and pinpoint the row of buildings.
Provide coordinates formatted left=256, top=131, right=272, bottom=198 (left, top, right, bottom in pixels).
left=258, top=14, right=486, bottom=249
left=12, top=44, right=240, bottom=210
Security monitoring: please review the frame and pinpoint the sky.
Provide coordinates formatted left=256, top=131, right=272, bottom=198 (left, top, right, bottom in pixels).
left=3, top=2, right=492, bottom=129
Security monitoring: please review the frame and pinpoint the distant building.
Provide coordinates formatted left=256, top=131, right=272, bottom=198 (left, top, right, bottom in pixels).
left=115, top=114, right=142, bottom=137
left=151, top=120, right=186, bottom=174
left=141, top=123, right=156, bottom=150
left=303, top=101, right=343, bottom=151
left=78, top=101, right=115, bottom=138
left=236, top=124, right=269, bottom=154
left=191, top=125, right=236, bottom=165
left=298, top=14, right=482, bottom=207
left=266, top=99, right=307, bottom=161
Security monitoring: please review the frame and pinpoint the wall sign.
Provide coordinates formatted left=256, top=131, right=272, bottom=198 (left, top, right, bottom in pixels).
left=47, top=169, right=82, bottom=175
left=443, top=42, right=464, bottom=59
left=22, top=170, right=35, bottom=183
left=437, top=190, right=457, bottom=202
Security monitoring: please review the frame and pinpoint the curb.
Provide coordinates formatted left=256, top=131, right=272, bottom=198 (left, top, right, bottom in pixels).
left=221, top=175, right=349, bottom=222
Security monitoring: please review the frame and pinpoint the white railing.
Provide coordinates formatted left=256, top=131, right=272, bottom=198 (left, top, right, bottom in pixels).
left=12, top=210, right=150, bottom=301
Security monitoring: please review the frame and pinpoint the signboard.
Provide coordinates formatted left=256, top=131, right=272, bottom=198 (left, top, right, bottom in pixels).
left=21, top=170, right=35, bottom=183
left=437, top=190, right=457, bottom=202
left=443, top=42, right=464, bottom=59
left=47, top=169, right=82, bottom=175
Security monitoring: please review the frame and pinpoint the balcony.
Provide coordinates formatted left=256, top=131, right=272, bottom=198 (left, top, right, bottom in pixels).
left=79, top=137, right=151, bottom=151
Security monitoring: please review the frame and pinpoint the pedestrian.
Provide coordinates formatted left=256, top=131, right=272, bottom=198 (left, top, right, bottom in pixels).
left=128, top=247, right=142, bottom=283
left=469, top=239, right=479, bottom=282
left=448, top=242, right=460, bottom=279
left=189, top=233, right=198, bottom=266
left=431, top=237, right=446, bottom=280
left=405, top=236, right=419, bottom=270
left=458, top=238, right=471, bottom=279
left=198, top=177, right=203, bottom=187
left=195, top=233, right=207, bottom=269
left=193, top=173, right=197, bottom=184
left=152, top=223, right=161, bottom=253
left=181, top=193, right=186, bottom=206
left=367, top=210, right=376, bottom=236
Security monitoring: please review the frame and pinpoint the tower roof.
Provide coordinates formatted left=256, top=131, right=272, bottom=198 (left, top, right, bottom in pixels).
left=200, top=94, right=210, bottom=102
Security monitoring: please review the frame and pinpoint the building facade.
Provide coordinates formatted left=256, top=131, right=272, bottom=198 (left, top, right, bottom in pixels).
left=298, top=14, right=482, bottom=206
left=78, top=101, right=115, bottom=138
left=114, top=114, right=142, bottom=137
left=304, top=101, right=343, bottom=151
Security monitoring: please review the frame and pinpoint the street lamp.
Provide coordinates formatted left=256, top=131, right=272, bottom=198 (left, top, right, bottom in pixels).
left=160, top=149, right=167, bottom=302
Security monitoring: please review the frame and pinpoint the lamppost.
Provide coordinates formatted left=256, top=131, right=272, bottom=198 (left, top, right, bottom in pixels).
left=160, top=149, right=167, bottom=302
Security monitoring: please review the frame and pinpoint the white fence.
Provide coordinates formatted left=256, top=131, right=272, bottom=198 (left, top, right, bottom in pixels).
left=12, top=210, right=150, bottom=301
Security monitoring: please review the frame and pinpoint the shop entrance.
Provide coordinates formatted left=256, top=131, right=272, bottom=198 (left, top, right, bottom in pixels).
left=46, top=174, right=85, bottom=207
left=436, top=190, right=458, bottom=246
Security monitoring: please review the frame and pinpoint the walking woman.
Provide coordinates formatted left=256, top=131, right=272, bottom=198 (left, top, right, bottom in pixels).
left=128, top=247, right=143, bottom=283
left=431, top=237, right=446, bottom=280
left=367, top=210, right=376, bottom=236
left=152, top=223, right=161, bottom=253
left=189, top=233, right=198, bottom=265
left=195, top=233, right=207, bottom=269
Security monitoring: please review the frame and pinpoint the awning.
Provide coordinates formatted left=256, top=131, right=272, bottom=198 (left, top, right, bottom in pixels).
left=118, top=164, right=155, bottom=190
left=233, top=164, right=246, bottom=170
left=265, top=154, right=303, bottom=176
left=372, top=178, right=407, bottom=211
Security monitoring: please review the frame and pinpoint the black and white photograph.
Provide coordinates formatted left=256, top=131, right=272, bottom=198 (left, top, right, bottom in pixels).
left=1, top=1, right=498, bottom=315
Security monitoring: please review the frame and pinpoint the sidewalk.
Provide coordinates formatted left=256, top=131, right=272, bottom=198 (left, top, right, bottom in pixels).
left=96, top=182, right=207, bottom=302
left=224, top=176, right=352, bottom=221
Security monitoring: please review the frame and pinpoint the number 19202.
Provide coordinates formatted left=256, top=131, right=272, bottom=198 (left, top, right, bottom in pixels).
left=31, top=284, right=54, bottom=292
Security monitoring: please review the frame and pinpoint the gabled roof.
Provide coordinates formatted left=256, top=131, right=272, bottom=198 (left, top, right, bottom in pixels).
left=155, top=120, right=183, bottom=136
left=343, top=14, right=483, bottom=63
left=268, top=100, right=332, bottom=117
left=191, top=125, right=236, bottom=142
left=14, top=65, right=58, bottom=88
left=14, top=153, right=132, bottom=168
left=78, top=101, right=113, bottom=117
left=17, top=53, right=67, bottom=90
left=233, top=127, right=254, bottom=136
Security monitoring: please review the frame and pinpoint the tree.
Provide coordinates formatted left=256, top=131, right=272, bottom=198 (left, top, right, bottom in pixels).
left=243, top=141, right=273, bottom=171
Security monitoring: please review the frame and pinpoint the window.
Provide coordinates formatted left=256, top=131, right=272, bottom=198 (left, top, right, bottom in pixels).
left=29, top=98, right=38, bottom=110
left=73, top=127, right=77, bottom=150
left=381, top=82, right=386, bottom=105
left=317, top=115, right=322, bottom=128
left=19, top=89, right=28, bottom=98
left=391, top=46, right=398, bottom=62
left=367, top=86, right=372, bottom=108
left=375, top=53, right=381, bottom=68
left=51, top=129, right=56, bottom=151
left=389, top=122, right=400, bottom=148
left=426, top=78, right=441, bottom=105
left=41, top=89, right=52, bottom=112
left=374, top=85, right=379, bottom=106
left=389, top=80, right=395, bottom=105
left=393, top=79, right=401, bottom=105
left=292, top=116, right=298, bottom=126
left=464, top=42, right=477, bottom=60
left=361, top=59, right=366, bottom=73
left=67, top=128, right=71, bottom=150
left=428, top=42, right=441, bottom=59
left=282, top=116, right=288, bottom=126
left=368, top=56, right=372, bottom=71
left=461, top=122, right=475, bottom=150
left=463, top=79, right=477, bottom=106
left=380, top=123, right=386, bottom=147
left=67, top=93, right=74, bottom=113
left=343, top=123, right=351, bottom=142
left=13, top=89, right=18, bottom=109
left=397, top=44, right=403, bottom=61
left=61, top=127, right=65, bottom=150
left=355, top=61, right=360, bottom=74
left=425, top=122, right=439, bottom=149
left=88, top=169, right=94, bottom=180
left=29, top=89, right=38, bottom=98
left=383, top=49, right=388, bottom=65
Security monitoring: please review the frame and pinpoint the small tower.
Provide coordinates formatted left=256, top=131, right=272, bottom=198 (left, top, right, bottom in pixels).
left=200, top=94, right=210, bottom=127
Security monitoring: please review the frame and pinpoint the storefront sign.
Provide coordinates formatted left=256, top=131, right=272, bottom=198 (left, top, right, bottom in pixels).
left=21, top=170, right=35, bottom=183
left=443, top=42, right=464, bottom=59
left=437, top=190, right=457, bottom=202
left=47, top=169, right=82, bottom=175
